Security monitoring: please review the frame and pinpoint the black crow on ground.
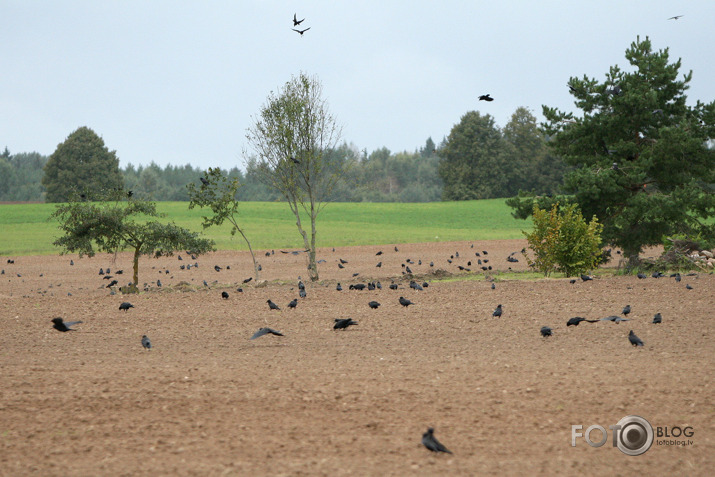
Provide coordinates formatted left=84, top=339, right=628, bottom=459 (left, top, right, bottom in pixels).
left=267, top=300, right=281, bottom=311
left=141, top=335, right=152, bottom=350
left=622, top=305, right=631, bottom=317
left=334, top=318, right=358, bottom=330
left=221, top=291, right=229, bottom=299
left=399, top=297, right=414, bottom=307
left=628, top=330, right=644, bottom=347
left=119, top=302, right=134, bottom=311
left=581, top=274, right=593, bottom=281
left=336, top=283, right=342, bottom=291
left=540, top=326, right=552, bottom=337
left=492, top=304, right=502, bottom=317
left=368, top=301, right=381, bottom=309
left=652, top=313, right=662, bottom=324
left=288, top=299, right=298, bottom=309
left=422, top=428, right=452, bottom=454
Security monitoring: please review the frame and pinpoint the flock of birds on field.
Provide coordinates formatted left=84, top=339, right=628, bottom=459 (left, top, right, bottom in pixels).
left=4, top=228, right=700, bottom=454
left=3, top=12, right=695, bottom=455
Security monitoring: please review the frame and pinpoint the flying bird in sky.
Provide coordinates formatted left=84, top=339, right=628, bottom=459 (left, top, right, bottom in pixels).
left=478, top=94, right=493, bottom=101
left=292, top=27, right=311, bottom=36
left=668, top=15, right=683, bottom=20
left=293, top=13, right=305, bottom=26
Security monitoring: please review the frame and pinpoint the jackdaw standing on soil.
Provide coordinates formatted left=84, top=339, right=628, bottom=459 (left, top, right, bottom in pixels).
left=422, top=427, right=452, bottom=454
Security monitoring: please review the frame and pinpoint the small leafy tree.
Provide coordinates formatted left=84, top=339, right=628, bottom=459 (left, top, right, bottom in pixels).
left=187, top=167, right=260, bottom=280
left=524, top=203, right=603, bottom=277
left=245, top=72, right=345, bottom=281
left=51, top=190, right=214, bottom=291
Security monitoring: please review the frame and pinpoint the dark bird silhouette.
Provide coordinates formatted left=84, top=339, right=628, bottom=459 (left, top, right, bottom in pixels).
left=214, top=265, right=222, bottom=272
left=628, top=330, right=644, bottom=347
left=267, top=299, right=281, bottom=311
left=334, top=318, right=358, bottom=330
left=298, top=280, right=305, bottom=290
left=422, top=428, right=452, bottom=454
left=540, top=326, right=552, bottom=337
left=686, top=284, right=693, bottom=290
left=399, top=296, right=414, bottom=307
left=141, top=335, right=151, bottom=350
left=103, top=275, right=114, bottom=280
left=478, top=94, right=493, bottom=102
left=492, top=304, right=503, bottom=317
left=292, top=27, right=310, bottom=36
left=622, top=305, right=631, bottom=317
left=288, top=298, right=298, bottom=309
left=293, top=13, right=305, bottom=26
left=637, top=273, right=647, bottom=279
left=491, top=282, right=496, bottom=290
left=395, top=246, right=399, bottom=252
left=236, top=287, right=243, bottom=293
left=338, top=263, right=345, bottom=269
left=368, top=301, right=381, bottom=309
left=243, top=277, right=253, bottom=284
left=156, top=279, right=162, bottom=287
left=376, top=261, right=382, bottom=268
left=674, top=273, right=681, bottom=282
left=376, top=251, right=383, bottom=256
left=600, top=315, right=630, bottom=323
left=569, top=279, right=576, bottom=284
left=668, top=15, right=683, bottom=20
left=299, top=289, right=307, bottom=299
left=567, top=316, right=599, bottom=326
left=339, top=259, right=348, bottom=264
left=70, top=259, right=74, bottom=266
left=409, top=281, right=423, bottom=291
left=389, top=283, right=398, bottom=290
left=106, top=279, right=118, bottom=288
left=336, top=283, right=342, bottom=291
left=200, top=177, right=210, bottom=186
left=580, top=274, right=593, bottom=281
left=429, top=261, right=434, bottom=267
left=351, top=283, right=366, bottom=291
left=119, top=302, right=134, bottom=311
left=221, top=291, right=229, bottom=299
left=250, top=327, right=284, bottom=340
left=51, top=317, right=82, bottom=332
left=99, top=268, right=104, bottom=275
left=652, top=313, right=662, bottom=324
left=405, top=266, right=412, bottom=274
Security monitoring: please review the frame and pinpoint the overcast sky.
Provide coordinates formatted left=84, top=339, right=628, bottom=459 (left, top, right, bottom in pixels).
left=2, top=1, right=713, bottom=170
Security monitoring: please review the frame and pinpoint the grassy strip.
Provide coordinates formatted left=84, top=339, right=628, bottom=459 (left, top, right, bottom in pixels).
left=0, top=199, right=531, bottom=255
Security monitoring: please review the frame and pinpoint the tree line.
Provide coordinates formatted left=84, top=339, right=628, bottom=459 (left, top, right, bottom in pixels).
left=1, top=108, right=565, bottom=203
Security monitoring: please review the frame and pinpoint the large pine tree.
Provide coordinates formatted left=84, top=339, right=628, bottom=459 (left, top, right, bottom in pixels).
left=537, top=37, right=714, bottom=264
left=42, top=126, right=124, bottom=202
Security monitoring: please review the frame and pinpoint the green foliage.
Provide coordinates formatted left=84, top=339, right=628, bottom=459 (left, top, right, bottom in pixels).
left=187, top=167, right=260, bottom=279
left=439, top=109, right=566, bottom=201
left=0, top=150, right=48, bottom=201
left=42, top=127, right=123, bottom=202
left=246, top=72, right=345, bottom=281
left=541, top=36, right=715, bottom=263
left=524, top=203, right=603, bottom=277
left=50, top=191, right=214, bottom=289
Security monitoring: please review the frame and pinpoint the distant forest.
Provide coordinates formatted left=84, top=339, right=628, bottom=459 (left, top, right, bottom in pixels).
left=1, top=108, right=566, bottom=202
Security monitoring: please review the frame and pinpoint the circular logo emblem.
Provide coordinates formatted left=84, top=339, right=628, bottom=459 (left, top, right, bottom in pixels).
left=615, top=415, right=654, bottom=456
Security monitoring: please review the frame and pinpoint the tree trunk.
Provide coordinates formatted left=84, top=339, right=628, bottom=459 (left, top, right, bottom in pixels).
left=290, top=202, right=317, bottom=281
left=236, top=227, right=260, bottom=281
left=129, top=246, right=141, bottom=293
left=309, top=201, right=318, bottom=281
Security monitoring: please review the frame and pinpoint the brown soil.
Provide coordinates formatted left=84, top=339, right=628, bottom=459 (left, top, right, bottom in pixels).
left=0, top=240, right=712, bottom=476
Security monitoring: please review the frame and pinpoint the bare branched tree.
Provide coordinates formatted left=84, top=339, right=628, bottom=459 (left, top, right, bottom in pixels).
left=245, top=72, right=345, bottom=281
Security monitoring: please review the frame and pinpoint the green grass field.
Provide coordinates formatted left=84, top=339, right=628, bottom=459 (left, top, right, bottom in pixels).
left=0, top=200, right=531, bottom=256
